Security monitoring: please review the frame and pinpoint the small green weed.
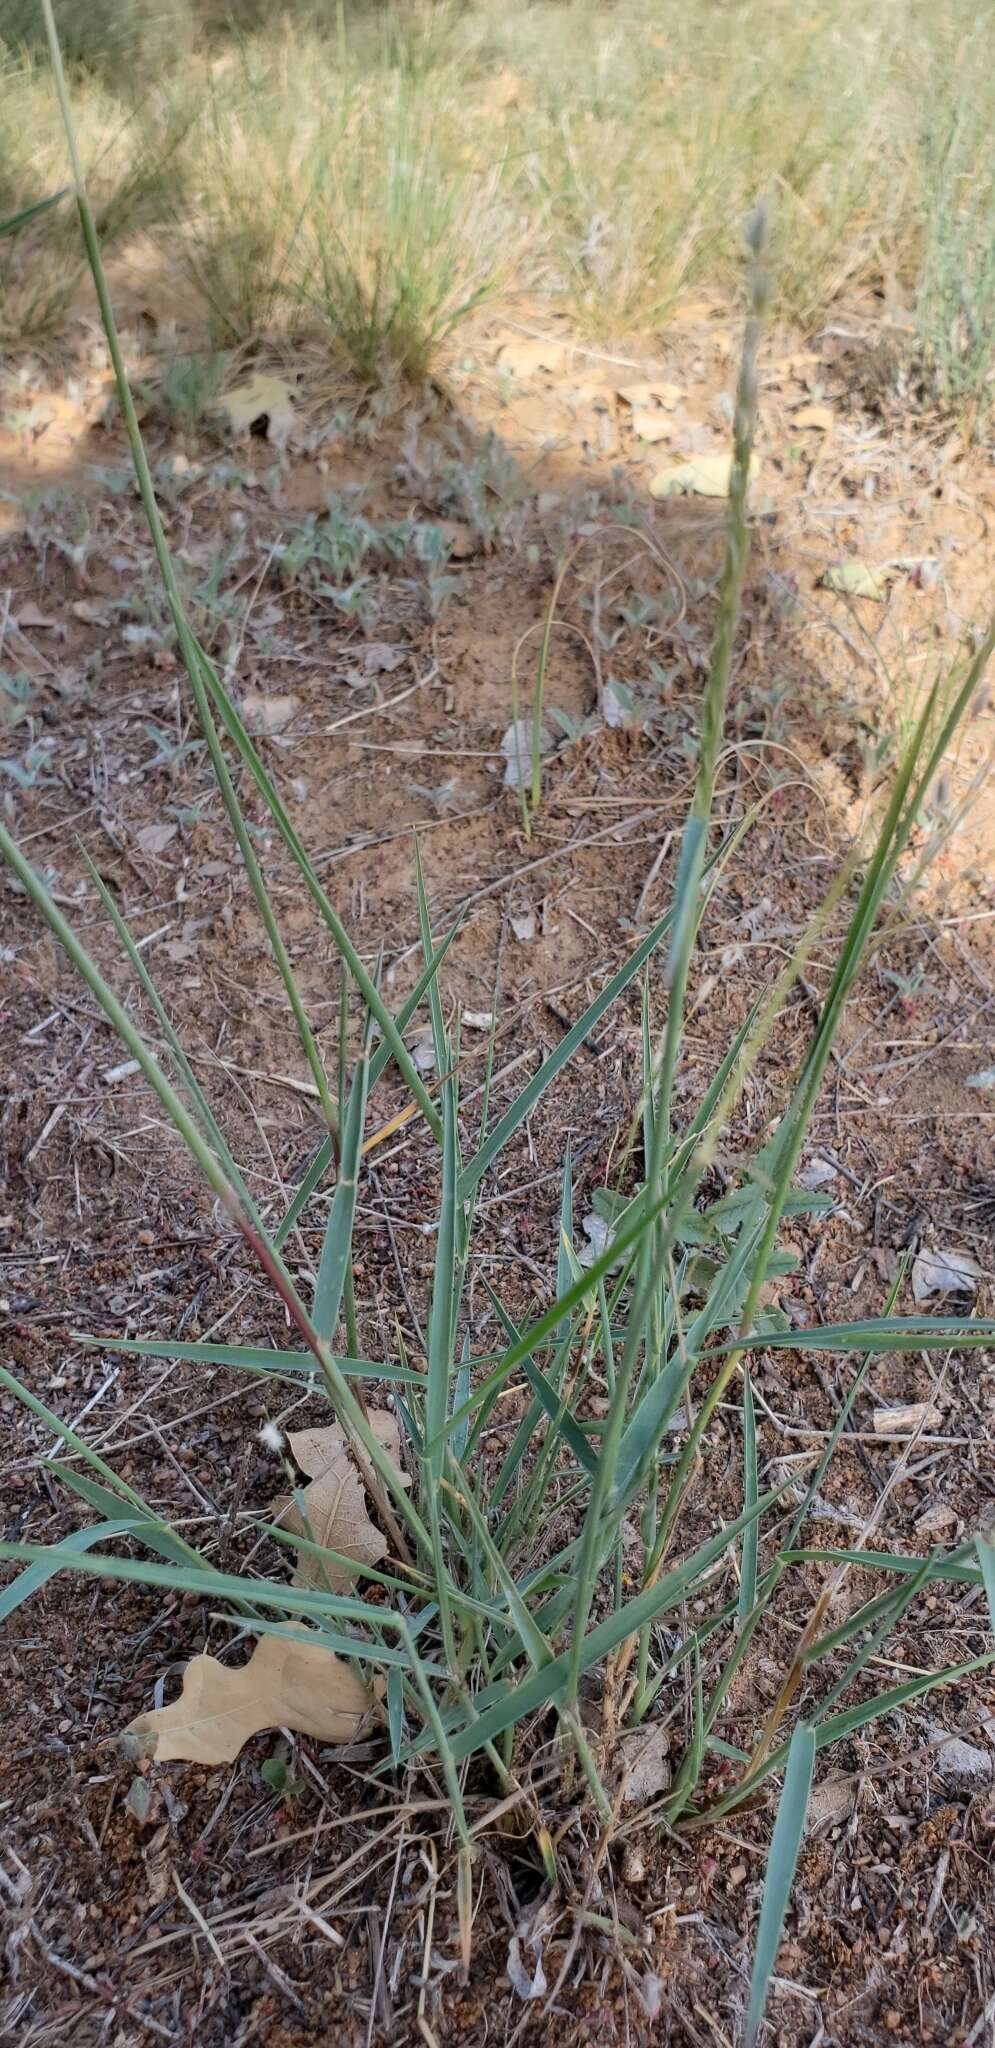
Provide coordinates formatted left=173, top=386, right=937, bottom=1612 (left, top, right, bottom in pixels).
left=143, top=350, right=229, bottom=435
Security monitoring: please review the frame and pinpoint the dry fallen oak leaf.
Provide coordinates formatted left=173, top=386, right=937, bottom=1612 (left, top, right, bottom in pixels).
left=220, top=373, right=295, bottom=444
left=274, top=1456, right=383, bottom=1591
left=274, top=1413, right=409, bottom=1592
left=241, top=689, right=300, bottom=736
left=125, top=1632, right=371, bottom=1764
left=288, top=1411, right=407, bottom=1483
left=792, top=402, right=835, bottom=432
left=615, top=379, right=682, bottom=410
left=15, top=603, right=58, bottom=631
left=821, top=559, right=887, bottom=602
left=135, top=822, right=178, bottom=857
left=618, top=1721, right=672, bottom=1806
left=498, top=336, right=570, bottom=379
left=437, top=518, right=476, bottom=560
left=650, top=452, right=759, bottom=499
left=628, top=409, right=672, bottom=444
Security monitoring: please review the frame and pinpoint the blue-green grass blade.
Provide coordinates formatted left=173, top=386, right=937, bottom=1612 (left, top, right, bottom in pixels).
left=0, top=1360, right=205, bottom=1569
left=556, top=1140, right=574, bottom=1346
left=710, top=1317, right=995, bottom=1356
left=273, top=918, right=461, bottom=1249
left=452, top=1330, right=472, bottom=1465
left=0, top=1519, right=137, bottom=1622
left=83, top=851, right=252, bottom=1211
left=0, top=1537, right=431, bottom=1645
left=609, top=1353, right=688, bottom=1510
left=782, top=1543, right=982, bottom=1585
left=482, top=1279, right=597, bottom=1484
left=419, top=1480, right=792, bottom=1766
left=74, top=1332, right=422, bottom=1385
left=0, top=187, right=68, bottom=236
left=975, top=1532, right=995, bottom=1631
left=745, top=1721, right=816, bottom=2047
left=738, top=1367, right=758, bottom=1628
left=313, top=1039, right=370, bottom=1343
left=414, top=840, right=448, bottom=1071
left=194, top=645, right=441, bottom=1141
left=47, top=1466, right=198, bottom=1567
left=455, top=861, right=740, bottom=1201
left=430, top=1163, right=695, bottom=1456
left=387, top=1666, right=405, bottom=1764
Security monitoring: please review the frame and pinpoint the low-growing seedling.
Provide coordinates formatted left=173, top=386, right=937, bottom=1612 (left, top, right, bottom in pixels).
left=142, top=350, right=230, bottom=435
left=0, top=669, right=34, bottom=729
left=3, top=19, right=995, bottom=2038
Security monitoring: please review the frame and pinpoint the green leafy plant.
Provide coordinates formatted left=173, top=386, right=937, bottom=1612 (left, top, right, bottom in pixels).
left=3, top=19, right=995, bottom=2037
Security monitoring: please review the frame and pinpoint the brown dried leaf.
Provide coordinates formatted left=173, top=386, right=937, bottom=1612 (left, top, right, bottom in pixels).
left=241, top=689, right=300, bottom=735
left=438, top=518, right=476, bottom=560
left=628, top=409, right=672, bottom=444
left=792, top=403, right=835, bottom=432
left=650, top=452, right=759, bottom=499
left=15, top=603, right=57, bottom=631
left=618, top=1721, right=672, bottom=1806
left=288, top=1411, right=406, bottom=1481
left=806, top=1774, right=856, bottom=1833
left=274, top=1452, right=385, bottom=1592
left=125, top=1632, right=371, bottom=1763
left=221, top=372, right=294, bottom=444
left=498, top=337, right=570, bottom=378
left=911, top=1246, right=981, bottom=1301
left=276, top=1413, right=409, bottom=1591
left=135, top=822, right=178, bottom=856
left=616, top=379, right=681, bottom=410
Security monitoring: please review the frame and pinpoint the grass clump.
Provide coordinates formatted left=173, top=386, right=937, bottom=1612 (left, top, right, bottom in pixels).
left=2, top=12, right=995, bottom=2035
left=167, top=20, right=511, bottom=377
left=0, top=45, right=185, bottom=346
left=916, top=93, right=995, bottom=425
left=4, top=0, right=995, bottom=408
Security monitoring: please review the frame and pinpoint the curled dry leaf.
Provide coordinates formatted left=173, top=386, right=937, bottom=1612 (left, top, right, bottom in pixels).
left=500, top=716, right=552, bottom=790
left=796, top=1154, right=838, bottom=1189
left=437, top=518, right=476, bottom=560
left=911, top=1247, right=981, bottom=1302
left=965, top=1065, right=995, bottom=1092
left=805, top=1774, right=856, bottom=1833
left=126, top=1631, right=371, bottom=1764
left=629, top=410, right=672, bottom=444
left=361, top=642, right=407, bottom=674
left=15, top=603, right=57, bottom=631
left=507, top=1935, right=547, bottom=2000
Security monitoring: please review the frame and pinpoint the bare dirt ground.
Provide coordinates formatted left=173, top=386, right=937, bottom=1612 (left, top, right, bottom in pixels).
left=1, top=292, right=994, bottom=2046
